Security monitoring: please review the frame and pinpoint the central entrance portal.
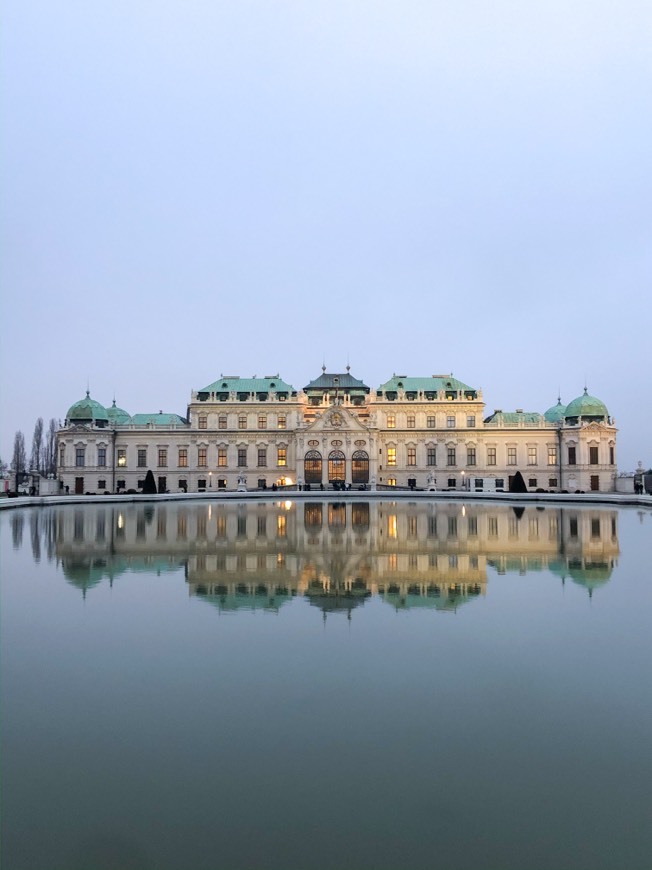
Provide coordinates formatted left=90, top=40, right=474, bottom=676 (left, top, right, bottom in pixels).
left=328, top=450, right=345, bottom=482
left=304, top=450, right=322, bottom=484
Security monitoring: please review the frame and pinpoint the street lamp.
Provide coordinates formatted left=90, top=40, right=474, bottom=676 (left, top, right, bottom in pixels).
left=461, top=470, right=466, bottom=491
left=209, top=471, right=213, bottom=488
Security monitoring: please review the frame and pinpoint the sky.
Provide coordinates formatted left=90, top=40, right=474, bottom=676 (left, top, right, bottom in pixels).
left=2, top=0, right=650, bottom=469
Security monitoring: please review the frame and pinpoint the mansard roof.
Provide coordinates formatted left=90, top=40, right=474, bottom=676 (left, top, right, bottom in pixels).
left=484, top=410, right=545, bottom=425
left=198, top=375, right=295, bottom=394
left=377, top=374, right=477, bottom=394
left=130, top=412, right=188, bottom=426
left=303, top=371, right=370, bottom=392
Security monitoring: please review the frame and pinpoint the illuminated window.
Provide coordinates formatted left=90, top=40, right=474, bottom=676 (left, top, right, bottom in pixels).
left=117, top=448, right=126, bottom=467
left=198, top=447, right=207, bottom=467
left=528, top=447, right=537, bottom=465
left=277, top=514, right=286, bottom=537
left=387, top=447, right=397, bottom=466
left=238, top=415, right=247, bottom=430
left=277, top=415, right=286, bottom=429
left=407, top=447, right=416, bottom=466
left=427, top=447, right=436, bottom=466
left=387, top=478, right=396, bottom=487
left=158, top=448, right=167, bottom=467
left=277, top=447, right=287, bottom=467
left=258, top=415, right=267, bottom=429
left=507, top=447, right=517, bottom=465
left=548, top=446, right=557, bottom=466
left=487, top=447, right=497, bottom=466
left=427, top=416, right=436, bottom=428
left=198, top=416, right=207, bottom=429
left=237, top=448, right=247, bottom=467
left=407, top=415, right=415, bottom=429
left=387, top=414, right=396, bottom=429
left=98, top=447, right=107, bottom=467
left=218, top=415, right=227, bottom=429
left=467, top=447, right=476, bottom=466
left=218, top=448, right=227, bottom=467
left=176, top=448, right=186, bottom=468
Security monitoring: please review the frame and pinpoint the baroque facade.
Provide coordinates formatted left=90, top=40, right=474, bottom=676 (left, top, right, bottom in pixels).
left=57, top=369, right=618, bottom=494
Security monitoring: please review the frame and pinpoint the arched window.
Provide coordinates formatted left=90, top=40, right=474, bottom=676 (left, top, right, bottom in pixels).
left=352, top=450, right=369, bottom=483
left=304, top=450, right=322, bottom=484
left=328, top=450, right=345, bottom=482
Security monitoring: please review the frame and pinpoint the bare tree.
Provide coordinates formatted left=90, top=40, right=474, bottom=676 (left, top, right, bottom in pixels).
left=31, top=417, right=44, bottom=472
left=44, top=418, right=58, bottom=475
left=12, top=431, right=26, bottom=476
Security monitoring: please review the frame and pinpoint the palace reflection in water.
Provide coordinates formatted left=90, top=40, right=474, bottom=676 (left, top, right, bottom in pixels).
left=16, top=500, right=620, bottom=614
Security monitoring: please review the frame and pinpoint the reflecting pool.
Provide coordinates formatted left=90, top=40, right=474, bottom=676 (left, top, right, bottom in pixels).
left=1, top=499, right=651, bottom=870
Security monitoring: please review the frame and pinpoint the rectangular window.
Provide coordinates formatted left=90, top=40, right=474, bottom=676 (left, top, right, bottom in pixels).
left=568, top=446, right=576, bottom=465
left=447, top=448, right=456, bottom=466
left=218, top=415, right=227, bottom=430
left=277, top=447, right=287, bottom=467
left=117, top=448, right=127, bottom=467
left=238, top=415, right=247, bottom=430
left=198, top=447, right=207, bottom=467
left=198, top=416, right=207, bottom=430
left=590, top=475, right=599, bottom=491
left=217, top=448, right=227, bottom=467
left=528, top=447, right=537, bottom=465
left=609, top=446, right=614, bottom=465
left=427, top=416, right=436, bottom=428
left=257, top=448, right=267, bottom=467
left=136, top=448, right=146, bottom=467
left=237, top=448, right=247, bottom=467
left=589, top=446, right=599, bottom=465
left=529, top=478, right=537, bottom=488
left=407, top=415, right=415, bottom=429
left=507, top=447, right=517, bottom=466
left=548, top=446, right=557, bottom=466
left=468, top=516, right=478, bottom=536
left=387, top=447, right=396, bottom=466
left=448, top=516, right=457, bottom=538
left=98, top=479, right=106, bottom=491
left=447, top=478, right=456, bottom=488
left=178, top=448, right=188, bottom=468
left=75, top=447, right=85, bottom=467
left=97, top=447, right=107, bottom=467
left=467, top=447, right=476, bottom=466
left=407, top=447, right=416, bottom=466
left=427, top=447, right=436, bottom=466
left=488, top=516, right=498, bottom=537
left=277, top=415, right=286, bottom=429
left=387, top=414, right=396, bottom=429
left=487, top=446, right=497, bottom=466
left=467, top=415, right=476, bottom=428
left=387, top=478, right=396, bottom=487
left=158, top=448, right=167, bottom=467
left=549, top=478, right=558, bottom=488
left=258, top=415, right=267, bottom=429
left=447, top=415, right=455, bottom=428
left=495, top=478, right=505, bottom=490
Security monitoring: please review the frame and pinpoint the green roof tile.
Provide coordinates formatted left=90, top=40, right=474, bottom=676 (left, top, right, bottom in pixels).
left=199, top=376, right=295, bottom=394
left=130, top=413, right=187, bottom=426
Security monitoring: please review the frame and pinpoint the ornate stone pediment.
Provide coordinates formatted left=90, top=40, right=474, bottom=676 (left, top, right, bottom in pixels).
left=303, top=407, right=370, bottom=435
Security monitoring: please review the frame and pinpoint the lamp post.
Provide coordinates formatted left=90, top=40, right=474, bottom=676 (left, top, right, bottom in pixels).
left=461, top=470, right=466, bottom=491
left=209, top=471, right=213, bottom=488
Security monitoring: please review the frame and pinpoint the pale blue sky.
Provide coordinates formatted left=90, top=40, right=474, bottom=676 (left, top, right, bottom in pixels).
left=2, top=1, right=650, bottom=468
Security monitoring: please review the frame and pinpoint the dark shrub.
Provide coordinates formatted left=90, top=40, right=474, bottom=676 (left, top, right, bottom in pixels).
left=142, top=470, right=157, bottom=494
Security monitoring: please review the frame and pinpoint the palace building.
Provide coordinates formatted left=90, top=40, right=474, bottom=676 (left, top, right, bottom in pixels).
left=57, top=368, right=618, bottom=494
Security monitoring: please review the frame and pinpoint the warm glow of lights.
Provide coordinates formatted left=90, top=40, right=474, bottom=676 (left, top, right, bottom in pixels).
left=284, top=500, right=293, bottom=510
left=388, top=515, right=397, bottom=539
left=462, top=506, right=466, bottom=517
left=117, top=514, right=124, bottom=529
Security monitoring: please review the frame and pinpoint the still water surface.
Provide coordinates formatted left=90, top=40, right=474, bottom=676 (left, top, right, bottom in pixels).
left=1, top=499, right=651, bottom=870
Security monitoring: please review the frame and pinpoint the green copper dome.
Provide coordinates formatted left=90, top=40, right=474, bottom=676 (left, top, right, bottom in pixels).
left=544, top=398, right=566, bottom=424
left=107, top=399, right=131, bottom=425
left=564, top=388, right=608, bottom=421
left=66, top=391, right=109, bottom=424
